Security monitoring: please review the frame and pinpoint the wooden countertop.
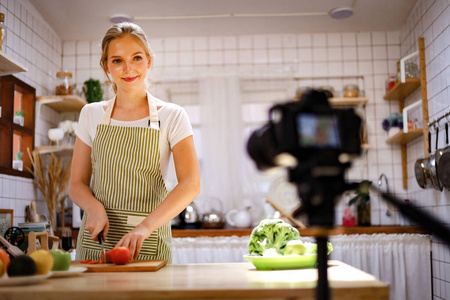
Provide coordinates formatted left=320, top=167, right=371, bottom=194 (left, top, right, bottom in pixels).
left=0, top=261, right=388, bottom=300
left=172, top=226, right=429, bottom=237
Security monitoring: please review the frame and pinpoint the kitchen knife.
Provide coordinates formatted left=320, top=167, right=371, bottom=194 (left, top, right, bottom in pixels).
left=98, top=231, right=106, bottom=263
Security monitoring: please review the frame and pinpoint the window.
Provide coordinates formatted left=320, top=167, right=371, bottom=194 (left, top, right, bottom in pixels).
left=0, top=75, right=36, bottom=178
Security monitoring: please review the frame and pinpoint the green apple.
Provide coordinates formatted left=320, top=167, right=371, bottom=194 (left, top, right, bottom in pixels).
left=284, top=240, right=307, bottom=256
left=49, top=249, right=71, bottom=271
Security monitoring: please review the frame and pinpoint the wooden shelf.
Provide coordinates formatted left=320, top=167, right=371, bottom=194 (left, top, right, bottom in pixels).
left=35, top=145, right=74, bottom=155
left=385, top=129, right=423, bottom=145
left=37, top=95, right=87, bottom=112
left=383, top=78, right=421, bottom=101
left=0, top=51, right=28, bottom=75
left=329, top=97, right=369, bottom=106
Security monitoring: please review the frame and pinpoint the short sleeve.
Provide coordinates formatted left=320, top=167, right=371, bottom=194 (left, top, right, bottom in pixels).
left=166, top=106, right=194, bottom=149
left=75, top=105, right=94, bottom=147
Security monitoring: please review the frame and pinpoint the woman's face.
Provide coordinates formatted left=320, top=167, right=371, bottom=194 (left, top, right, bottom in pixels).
left=106, top=34, right=151, bottom=93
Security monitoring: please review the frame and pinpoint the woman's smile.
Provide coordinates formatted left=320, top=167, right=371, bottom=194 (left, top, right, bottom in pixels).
left=122, top=75, right=139, bottom=82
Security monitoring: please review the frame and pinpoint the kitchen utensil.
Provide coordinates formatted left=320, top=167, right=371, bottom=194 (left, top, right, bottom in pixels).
left=178, top=202, right=202, bottom=229
left=201, top=210, right=225, bottom=229
left=225, top=206, right=252, bottom=228
left=200, top=197, right=225, bottom=229
left=98, top=231, right=106, bottom=263
left=0, top=234, right=24, bottom=257
left=437, top=121, right=450, bottom=190
left=428, top=126, right=443, bottom=191
left=265, top=198, right=306, bottom=228
left=72, top=260, right=167, bottom=272
left=30, top=200, right=40, bottom=222
left=415, top=129, right=432, bottom=189
left=377, top=174, right=391, bottom=216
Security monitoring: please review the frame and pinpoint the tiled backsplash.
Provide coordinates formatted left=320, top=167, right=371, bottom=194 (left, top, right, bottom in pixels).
left=0, top=1, right=449, bottom=295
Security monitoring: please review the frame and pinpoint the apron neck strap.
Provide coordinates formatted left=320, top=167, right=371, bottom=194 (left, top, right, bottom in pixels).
left=101, top=92, right=159, bottom=126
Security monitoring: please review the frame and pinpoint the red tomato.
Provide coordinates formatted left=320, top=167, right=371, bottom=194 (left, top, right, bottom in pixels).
left=80, top=259, right=92, bottom=263
left=88, top=260, right=100, bottom=264
left=101, top=250, right=112, bottom=263
left=110, top=247, right=132, bottom=265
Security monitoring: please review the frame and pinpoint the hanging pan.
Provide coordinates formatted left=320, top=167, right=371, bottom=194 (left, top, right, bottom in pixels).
left=428, top=126, right=443, bottom=191
left=414, top=129, right=432, bottom=189
left=437, top=120, right=450, bottom=190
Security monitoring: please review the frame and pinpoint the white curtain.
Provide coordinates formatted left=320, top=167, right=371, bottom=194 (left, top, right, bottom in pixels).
left=198, top=75, right=245, bottom=212
left=172, top=236, right=249, bottom=264
left=329, top=234, right=431, bottom=300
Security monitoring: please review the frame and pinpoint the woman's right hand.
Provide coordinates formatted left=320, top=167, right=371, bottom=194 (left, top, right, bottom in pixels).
left=85, top=204, right=109, bottom=242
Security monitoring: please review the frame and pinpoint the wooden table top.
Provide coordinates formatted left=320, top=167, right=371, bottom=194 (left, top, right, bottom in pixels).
left=0, top=261, right=388, bottom=300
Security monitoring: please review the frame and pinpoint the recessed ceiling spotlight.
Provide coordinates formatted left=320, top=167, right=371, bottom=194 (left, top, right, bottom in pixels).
left=110, top=14, right=133, bottom=24
left=329, top=7, right=354, bottom=19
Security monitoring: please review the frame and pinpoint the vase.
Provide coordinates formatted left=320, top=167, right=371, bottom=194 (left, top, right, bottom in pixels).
left=357, top=202, right=371, bottom=226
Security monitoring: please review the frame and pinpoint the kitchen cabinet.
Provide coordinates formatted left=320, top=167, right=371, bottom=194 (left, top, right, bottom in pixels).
left=0, top=51, right=28, bottom=76
left=0, top=261, right=388, bottom=300
left=0, top=75, right=35, bottom=178
left=383, top=37, right=429, bottom=189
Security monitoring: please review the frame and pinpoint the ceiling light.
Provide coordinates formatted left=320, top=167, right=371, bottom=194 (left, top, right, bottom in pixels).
left=329, top=7, right=354, bottom=19
left=110, top=14, right=133, bottom=23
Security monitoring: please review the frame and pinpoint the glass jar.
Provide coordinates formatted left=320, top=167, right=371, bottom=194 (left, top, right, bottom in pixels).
left=55, top=71, right=74, bottom=95
left=343, top=84, right=359, bottom=98
left=386, top=75, right=396, bottom=93
left=0, top=13, right=6, bottom=51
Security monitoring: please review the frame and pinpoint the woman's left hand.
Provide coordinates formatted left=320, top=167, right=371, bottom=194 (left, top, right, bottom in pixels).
left=116, top=224, right=152, bottom=259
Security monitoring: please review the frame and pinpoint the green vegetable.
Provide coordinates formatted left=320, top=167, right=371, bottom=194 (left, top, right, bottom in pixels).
left=284, top=240, right=307, bottom=255
left=303, top=242, right=333, bottom=255
left=248, top=219, right=300, bottom=256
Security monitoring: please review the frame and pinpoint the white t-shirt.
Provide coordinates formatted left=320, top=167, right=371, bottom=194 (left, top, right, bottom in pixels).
left=75, top=96, right=193, bottom=181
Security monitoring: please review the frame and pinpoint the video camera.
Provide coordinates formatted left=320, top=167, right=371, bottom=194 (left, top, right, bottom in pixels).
left=247, top=89, right=362, bottom=227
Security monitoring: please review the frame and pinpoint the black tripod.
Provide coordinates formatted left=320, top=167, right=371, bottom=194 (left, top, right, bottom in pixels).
left=293, top=180, right=450, bottom=300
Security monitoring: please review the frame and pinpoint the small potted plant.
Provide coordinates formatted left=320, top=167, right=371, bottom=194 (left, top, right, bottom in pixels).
left=348, top=180, right=372, bottom=226
left=82, top=78, right=103, bottom=103
left=13, top=110, right=25, bottom=126
left=12, top=152, right=23, bottom=171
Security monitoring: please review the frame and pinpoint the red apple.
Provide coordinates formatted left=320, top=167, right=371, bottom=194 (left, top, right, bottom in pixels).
left=110, top=247, right=131, bottom=265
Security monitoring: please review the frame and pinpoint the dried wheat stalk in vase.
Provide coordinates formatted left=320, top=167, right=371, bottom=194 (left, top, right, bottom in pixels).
left=27, top=149, right=72, bottom=230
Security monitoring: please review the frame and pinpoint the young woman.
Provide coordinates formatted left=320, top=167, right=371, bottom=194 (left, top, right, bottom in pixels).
left=69, top=22, right=200, bottom=263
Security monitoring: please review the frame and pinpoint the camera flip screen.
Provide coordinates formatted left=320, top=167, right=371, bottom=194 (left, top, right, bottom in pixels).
left=296, top=113, right=340, bottom=149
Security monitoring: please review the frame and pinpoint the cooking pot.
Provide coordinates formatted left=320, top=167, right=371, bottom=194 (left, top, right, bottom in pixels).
left=437, top=122, right=450, bottom=190
left=428, top=126, right=443, bottom=191
left=415, top=129, right=432, bottom=189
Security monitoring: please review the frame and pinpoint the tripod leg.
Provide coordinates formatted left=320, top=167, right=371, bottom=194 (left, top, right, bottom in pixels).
left=316, top=236, right=330, bottom=300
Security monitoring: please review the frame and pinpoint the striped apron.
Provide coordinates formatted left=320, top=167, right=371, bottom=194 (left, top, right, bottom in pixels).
left=76, top=93, right=172, bottom=263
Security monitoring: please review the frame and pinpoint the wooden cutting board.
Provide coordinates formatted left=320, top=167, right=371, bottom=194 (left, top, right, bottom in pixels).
left=72, top=260, right=167, bottom=272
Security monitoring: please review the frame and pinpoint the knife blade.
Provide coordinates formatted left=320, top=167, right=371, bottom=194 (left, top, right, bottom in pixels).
left=98, top=231, right=106, bottom=263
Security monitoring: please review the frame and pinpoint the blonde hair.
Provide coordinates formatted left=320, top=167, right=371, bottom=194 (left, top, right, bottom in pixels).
left=100, top=22, right=154, bottom=93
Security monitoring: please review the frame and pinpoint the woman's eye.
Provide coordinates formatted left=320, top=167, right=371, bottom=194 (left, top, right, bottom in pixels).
left=134, top=56, right=142, bottom=61
left=112, top=59, right=122, bottom=64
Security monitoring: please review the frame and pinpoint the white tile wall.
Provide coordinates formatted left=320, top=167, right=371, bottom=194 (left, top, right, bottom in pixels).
left=400, top=0, right=450, bottom=299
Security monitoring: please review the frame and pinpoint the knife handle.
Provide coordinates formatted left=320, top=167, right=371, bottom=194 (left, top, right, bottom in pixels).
left=98, top=231, right=104, bottom=244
